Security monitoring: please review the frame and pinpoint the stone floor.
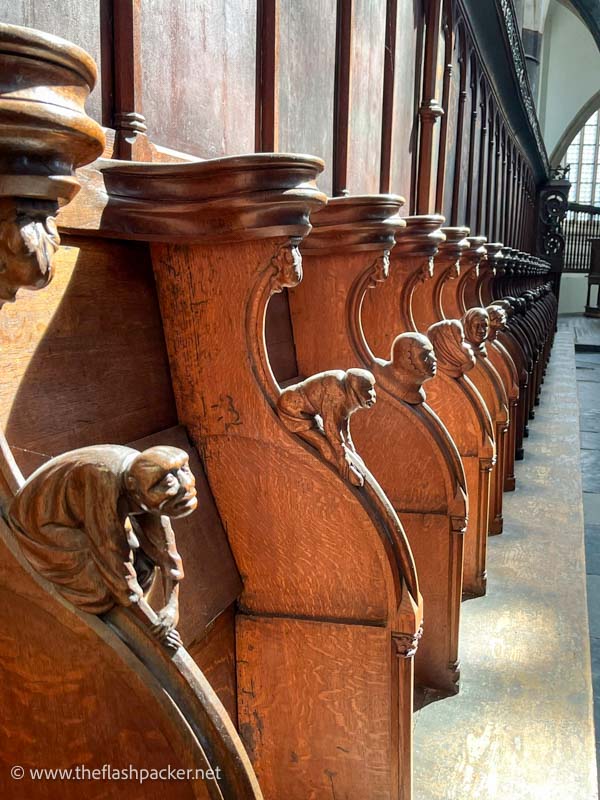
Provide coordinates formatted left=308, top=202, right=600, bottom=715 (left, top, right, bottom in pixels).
left=574, top=318, right=600, bottom=782
left=413, top=329, right=598, bottom=800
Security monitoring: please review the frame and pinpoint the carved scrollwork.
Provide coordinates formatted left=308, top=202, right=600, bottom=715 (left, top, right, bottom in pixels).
left=276, top=368, right=376, bottom=487
left=0, top=199, right=60, bottom=305
left=427, top=319, right=476, bottom=379
left=383, top=332, right=437, bottom=404
left=393, top=624, right=424, bottom=658
left=5, top=444, right=198, bottom=650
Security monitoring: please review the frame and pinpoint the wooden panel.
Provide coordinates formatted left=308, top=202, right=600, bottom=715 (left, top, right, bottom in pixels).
left=0, top=0, right=104, bottom=123
left=140, top=0, right=257, bottom=157
left=389, top=0, right=424, bottom=205
left=237, top=616, right=395, bottom=800
left=346, top=0, right=387, bottom=194
left=277, top=0, right=337, bottom=195
left=0, top=237, right=178, bottom=471
left=264, top=291, right=299, bottom=384
left=188, top=605, right=238, bottom=725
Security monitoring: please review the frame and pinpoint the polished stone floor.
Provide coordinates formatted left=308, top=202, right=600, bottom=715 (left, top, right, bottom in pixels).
left=413, top=330, right=598, bottom=800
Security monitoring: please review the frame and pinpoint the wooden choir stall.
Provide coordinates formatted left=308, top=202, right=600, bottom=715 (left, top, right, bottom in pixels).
left=0, top=5, right=559, bottom=800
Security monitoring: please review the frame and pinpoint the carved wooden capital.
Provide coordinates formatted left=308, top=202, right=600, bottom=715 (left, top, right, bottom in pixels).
left=437, top=226, right=471, bottom=280
left=303, top=194, right=405, bottom=255
left=393, top=625, right=423, bottom=658
left=394, top=214, right=446, bottom=261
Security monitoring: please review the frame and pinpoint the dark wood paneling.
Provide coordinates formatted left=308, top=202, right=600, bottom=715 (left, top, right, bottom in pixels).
left=277, top=0, right=337, bottom=194
left=345, top=0, right=387, bottom=194
left=140, top=0, right=257, bottom=157
left=1, top=237, right=178, bottom=467
left=0, top=0, right=104, bottom=123
left=386, top=0, right=424, bottom=205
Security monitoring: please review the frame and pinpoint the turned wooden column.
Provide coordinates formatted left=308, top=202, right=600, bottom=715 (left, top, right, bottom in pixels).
left=288, top=195, right=468, bottom=697
left=69, top=156, right=423, bottom=800
left=411, top=226, right=471, bottom=331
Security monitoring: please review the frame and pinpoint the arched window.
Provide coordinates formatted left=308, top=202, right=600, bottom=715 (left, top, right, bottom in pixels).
left=563, top=109, right=600, bottom=205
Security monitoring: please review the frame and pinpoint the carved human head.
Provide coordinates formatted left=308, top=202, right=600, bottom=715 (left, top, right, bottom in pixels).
left=390, top=332, right=437, bottom=404
left=462, top=307, right=490, bottom=352
left=125, top=446, right=198, bottom=518
left=274, top=241, right=303, bottom=290
left=0, top=201, right=60, bottom=305
left=427, top=319, right=476, bottom=378
left=486, top=304, right=507, bottom=340
left=368, top=251, right=390, bottom=287
left=346, top=368, right=377, bottom=409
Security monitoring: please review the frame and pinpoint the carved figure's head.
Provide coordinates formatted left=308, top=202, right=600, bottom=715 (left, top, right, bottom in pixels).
left=125, top=446, right=198, bottom=518
left=390, top=332, right=437, bottom=404
left=462, top=307, right=490, bottom=350
left=368, top=251, right=390, bottom=287
left=273, top=241, right=303, bottom=290
left=0, top=202, right=60, bottom=305
left=346, top=368, right=377, bottom=409
left=486, top=304, right=507, bottom=340
left=427, top=319, right=476, bottom=378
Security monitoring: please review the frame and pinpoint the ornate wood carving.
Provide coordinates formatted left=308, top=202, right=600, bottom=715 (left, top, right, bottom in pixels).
left=6, top=444, right=196, bottom=649
left=0, top=25, right=264, bottom=800
left=461, top=305, right=509, bottom=535
left=277, top=368, right=376, bottom=487
left=289, top=196, right=467, bottom=697
left=72, top=159, right=423, bottom=800
left=425, top=318, right=495, bottom=597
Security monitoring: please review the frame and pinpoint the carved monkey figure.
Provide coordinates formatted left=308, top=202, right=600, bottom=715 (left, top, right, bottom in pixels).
left=427, top=319, right=476, bottom=379
left=6, top=445, right=197, bottom=649
left=277, top=368, right=376, bottom=486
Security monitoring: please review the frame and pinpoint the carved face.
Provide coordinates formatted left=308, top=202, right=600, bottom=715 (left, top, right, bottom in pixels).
left=487, top=305, right=507, bottom=332
left=277, top=244, right=303, bottom=289
left=370, top=251, right=390, bottom=285
left=0, top=212, right=59, bottom=304
left=347, top=369, right=377, bottom=409
left=417, top=339, right=437, bottom=378
left=427, top=319, right=476, bottom=375
left=127, top=447, right=198, bottom=518
left=464, top=309, right=489, bottom=344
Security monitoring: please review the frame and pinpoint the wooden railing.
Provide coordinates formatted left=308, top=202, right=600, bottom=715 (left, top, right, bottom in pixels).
left=563, top=202, right=600, bottom=272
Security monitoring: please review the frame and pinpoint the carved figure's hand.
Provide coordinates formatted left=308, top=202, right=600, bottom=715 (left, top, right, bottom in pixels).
left=342, top=448, right=366, bottom=487
left=151, top=604, right=181, bottom=649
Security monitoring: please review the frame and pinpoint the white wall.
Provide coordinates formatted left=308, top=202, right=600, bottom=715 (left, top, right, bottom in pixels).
left=538, top=1, right=600, bottom=158
left=558, top=273, right=589, bottom=313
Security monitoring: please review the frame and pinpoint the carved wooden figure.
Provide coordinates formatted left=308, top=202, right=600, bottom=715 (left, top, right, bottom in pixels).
left=59, top=156, right=423, bottom=800
left=288, top=197, right=468, bottom=697
left=460, top=305, right=509, bottom=534
left=424, top=319, right=495, bottom=597
left=0, top=23, right=264, bottom=800
left=411, top=226, right=471, bottom=331
left=7, top=444, right=197, bottom=648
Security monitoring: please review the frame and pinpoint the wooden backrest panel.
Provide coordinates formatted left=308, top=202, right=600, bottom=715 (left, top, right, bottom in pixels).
left=0, top=236, right=178, bottom=475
